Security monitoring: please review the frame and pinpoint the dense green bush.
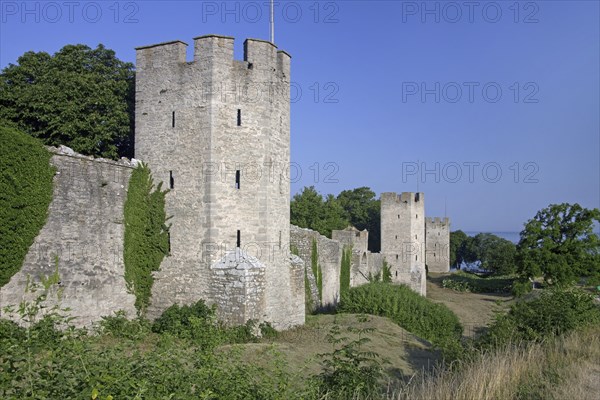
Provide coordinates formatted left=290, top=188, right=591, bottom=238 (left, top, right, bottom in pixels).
left=311, top=316, right=384, bottom=399
left=481, top=288, right=600, bottom=347
left=0, top=317, right=291, bottom=399
left=511, top=279, right=533, bottom=297
left=123, top=163, right=170, bottom=312
left=442, top=271, right=515, bottom=293
left=151, top=300, right=265, bottom=349
left=0, top=125, right=55, bottom=287
left=99, top=310, right=151, bottom=340
left=0, top=318, right=25, bottom=345
left=0, top=290, right=290, bottom=399
left=338, top=283, right=463, bottom=354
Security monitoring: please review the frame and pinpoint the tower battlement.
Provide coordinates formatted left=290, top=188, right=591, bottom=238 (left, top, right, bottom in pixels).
left=425, top=216, right=451, bottom=273
left=425, top=217, right=450, bottom=227
left=135, top=35, right=290, bottom=78
left=381, top=192, right=423, bottom=206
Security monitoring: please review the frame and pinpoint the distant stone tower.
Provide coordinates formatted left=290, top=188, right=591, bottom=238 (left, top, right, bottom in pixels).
left=134, top=35, right=304, bottom=329
left=425, top=217, right=450, bottom=273
left=380, top=192, right=426, bottom=295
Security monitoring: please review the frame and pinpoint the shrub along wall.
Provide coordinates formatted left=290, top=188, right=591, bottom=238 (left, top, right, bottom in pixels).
left=338, top=282, right=463, bottom=353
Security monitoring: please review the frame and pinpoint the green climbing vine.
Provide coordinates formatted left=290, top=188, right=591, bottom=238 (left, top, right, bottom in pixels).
left=123, top=163, right=170, bottom=313
left=0, top=125, right=55, bottom=287
left=311, top=238, right=323, bottom=302
left=381, top=259, right=392, bottom=283
left=340, top=245, right=352, bottom=297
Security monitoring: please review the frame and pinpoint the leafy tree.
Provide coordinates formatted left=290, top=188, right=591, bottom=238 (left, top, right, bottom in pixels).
left=337, top=187, right=381, bottom=252
left=449, top=230, right=468, bottom=268
left=315, top=194, right=349, bottom=237
left=472, top=233, right=517, bottom=275
left=0, top=44, right=135, bottom=159
left=460, top=235, right=479, bottom=265
left=517, top=203, right=600, bottom=285
left=291, top=186, right=348, bottom=237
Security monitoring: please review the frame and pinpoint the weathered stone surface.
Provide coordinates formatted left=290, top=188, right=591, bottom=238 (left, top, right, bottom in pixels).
left=135, top=35, right=302, bottom=329
left=425, top=217, right=450, bottom=273
left=0, top=151, right=137, bottom=326
left=380, top=192, right=426, bottom=295
left=290, top=225, right=342, bottom=307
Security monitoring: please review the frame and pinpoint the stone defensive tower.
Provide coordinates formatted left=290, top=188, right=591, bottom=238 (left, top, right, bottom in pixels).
left=425, top=217, right=450, bottom=273
left=380, top=192, right=426, bottom=295
left=135, top=35, right=303, bottom=329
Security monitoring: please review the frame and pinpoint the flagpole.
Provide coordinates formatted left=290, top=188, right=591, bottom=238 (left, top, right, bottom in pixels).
left=270, top=0, right=275, bottom=43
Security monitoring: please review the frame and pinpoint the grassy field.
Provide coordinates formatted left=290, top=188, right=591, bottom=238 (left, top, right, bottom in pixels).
left=427, top=272, right=512, bottom=337
left=239, top=313, right=440, bottom=387
left=238, top=274, right=512, bottom=387
left=241, top=275, right=600, bottom=399
left=396, top=325, right=600, bottom=400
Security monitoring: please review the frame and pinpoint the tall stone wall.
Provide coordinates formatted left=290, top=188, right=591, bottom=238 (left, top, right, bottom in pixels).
left=332, top=226, right=368, bottom=254
left=380, top=192, right=426, bottom=295
left=135, top=35, right=302, bottom=329
left=0, top=147, right=137, bottom=326
left=332, top=227, right=384, bottom=287
left=290, top=225, right=342, bottom=307
left=425, top=217, right=450, bottom=273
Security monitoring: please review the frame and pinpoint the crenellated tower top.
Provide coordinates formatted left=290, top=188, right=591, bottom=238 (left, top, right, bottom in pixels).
left=135, top=35, right=290, bottom=78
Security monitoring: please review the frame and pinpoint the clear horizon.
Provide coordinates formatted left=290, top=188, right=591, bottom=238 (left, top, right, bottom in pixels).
left=1, top=1, right=598, bottom=232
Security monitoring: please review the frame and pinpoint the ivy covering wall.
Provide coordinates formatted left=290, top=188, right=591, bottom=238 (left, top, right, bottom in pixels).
left=0, top=125, right=54, bottom=287
left=311, top=238, right=322, bottom=302
left=340, top=245, right=352, bottom=297
left=123, top=163, right=170, bottom=313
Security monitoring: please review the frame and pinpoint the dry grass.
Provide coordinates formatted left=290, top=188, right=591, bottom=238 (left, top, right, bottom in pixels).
left=395, top=326, right=600, bottom=400
left=427, top=273, right=512, bottom=337
left=239, top=314, right=440, bottom=384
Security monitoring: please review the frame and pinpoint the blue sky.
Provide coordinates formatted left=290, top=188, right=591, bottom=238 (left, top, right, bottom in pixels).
left=1, top=0, right=598, bottom=232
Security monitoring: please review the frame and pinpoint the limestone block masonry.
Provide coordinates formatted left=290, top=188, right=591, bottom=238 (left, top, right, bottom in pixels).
left=381, top=192, right=426, bottom=295
left=135, top=35, right=304, bottom=329
left=425, top=217, right=451, bottom=273
left=0, top=147, right=138, bottom=326
left=290, top=225, right=342, bottom=307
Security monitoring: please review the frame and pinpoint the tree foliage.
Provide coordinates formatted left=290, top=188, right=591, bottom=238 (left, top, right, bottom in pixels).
left=0, top=44, right=135, bottom=159
left=0, top=125, right=54, bottom=287
left=336, top=187, right=381, bottom=252
left=449, top=231, right=517, bottom=274
left=123, top=164, right=170, bottom=313
left=291, top=186, right=348, bottom=237
left=290, top=186, right=381, bottom=251
left=517, top=203, right=600, bottom=285
left=449, top=230, right=468, bottom=267
left=471, top=233, right=517, bottom=275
